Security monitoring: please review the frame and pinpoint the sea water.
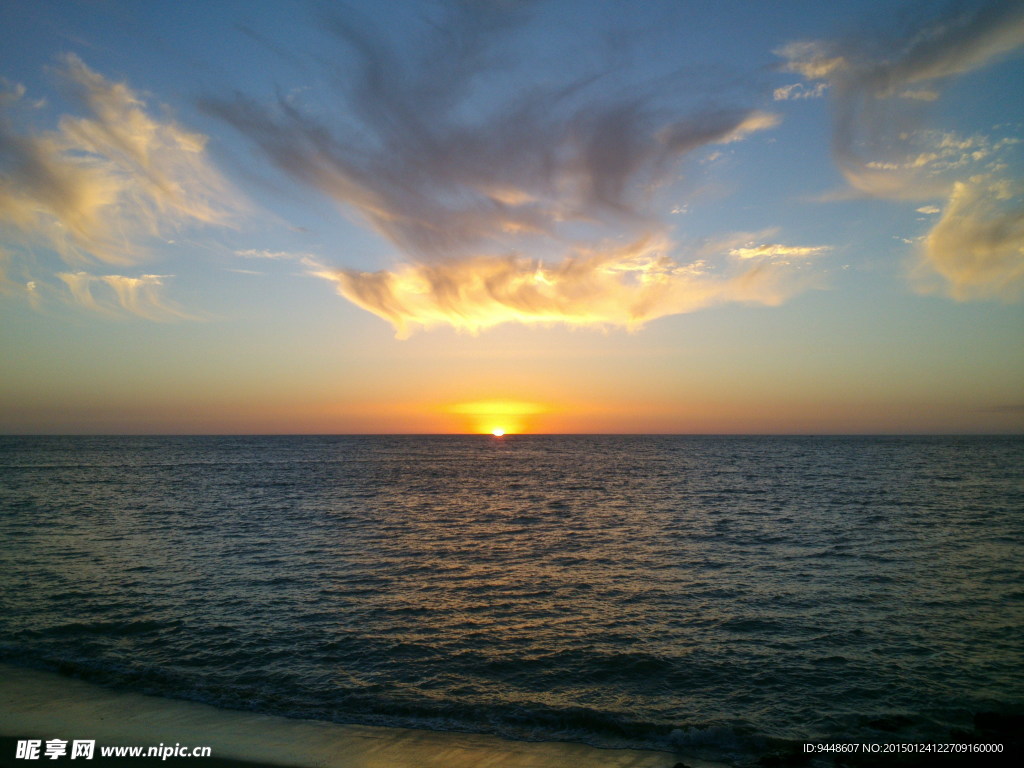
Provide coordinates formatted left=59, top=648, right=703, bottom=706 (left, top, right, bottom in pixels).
left=0, top=435, right=1021, bottom=763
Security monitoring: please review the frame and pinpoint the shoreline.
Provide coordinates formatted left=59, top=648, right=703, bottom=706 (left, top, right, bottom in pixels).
left=0, top=664, right=720, bottom=768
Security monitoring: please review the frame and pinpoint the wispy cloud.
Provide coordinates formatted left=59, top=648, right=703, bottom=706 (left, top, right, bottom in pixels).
left=776, top=41, right=847, bottom=80
left=56, top=271, right=196, bottom=320
left=730, top=243, right=831, bottom=260
left=773, top=82, right=828, bottom=101
left=234, top=248, right=306, bottom=260
left=777, top=2, right=1024, bottom=100
left=0, top=55, right=237, bottom=267
left=205, top=3, right=802, bottom=335
left=777, top=0, right=1024, bottom=299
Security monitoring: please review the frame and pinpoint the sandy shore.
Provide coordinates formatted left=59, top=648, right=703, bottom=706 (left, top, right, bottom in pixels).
left=0, top=664, right=721, bottom=768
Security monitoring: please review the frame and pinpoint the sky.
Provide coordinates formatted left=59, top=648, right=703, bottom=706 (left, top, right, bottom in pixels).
left=1, top=0, right=1022, bottom=434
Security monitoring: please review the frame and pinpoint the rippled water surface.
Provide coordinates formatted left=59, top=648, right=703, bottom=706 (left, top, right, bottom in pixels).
left=1, top=435, right=1021, bottom=760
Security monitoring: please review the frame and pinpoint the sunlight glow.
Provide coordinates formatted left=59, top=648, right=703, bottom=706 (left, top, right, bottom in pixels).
left=444, top=399, right=549, bottom=435
left=448, top=400, right=548, bottom=416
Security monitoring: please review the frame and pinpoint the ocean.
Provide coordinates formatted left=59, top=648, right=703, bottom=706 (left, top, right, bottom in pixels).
left=0, top=435, right=1021, bottom=765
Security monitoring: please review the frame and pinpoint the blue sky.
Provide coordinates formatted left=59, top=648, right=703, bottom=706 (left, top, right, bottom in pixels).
left=1, top=0, right=1022, bottom=433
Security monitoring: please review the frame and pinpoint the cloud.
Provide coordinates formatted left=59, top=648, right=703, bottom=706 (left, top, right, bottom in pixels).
left=205, top=89, right=778, bottom=261
left=25, top=279, right=41, bottom=310
left=862, top=3, right=1024, bottom=90
left=234, top=248, right=304, bottom=259
left=716, top=111, right=782, bottom=142
left=56, top=271, right=195, bottom=320
left=778, top=2, right=1024, bottom=92
left=776, top=41, right=847, bottom=80
left=776, top=2, right=1024, bottom=193
left=730, top=243, right=831, bottom=260
left=305, top=235, right=818, bottom=337
left=913, top=178, right=1024, bottom=300
left=0, top=55, right=237, bottom=267
left=1, top=247, right=43, bottom=310
left=776, top=1, right=1024, bottom=299
left=205, top=2, right=798, bottom=334
left=899, top=89, right=939, bottom=102
left=773, top=82, right=829, bottom=101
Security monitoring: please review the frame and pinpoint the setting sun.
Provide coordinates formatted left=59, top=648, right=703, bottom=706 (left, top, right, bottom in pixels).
left=444, top=400, right=549, bottom=435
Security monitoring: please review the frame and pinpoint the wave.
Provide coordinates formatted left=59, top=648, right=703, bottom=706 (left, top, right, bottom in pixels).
left=1, top=651, right=1020, bottom=766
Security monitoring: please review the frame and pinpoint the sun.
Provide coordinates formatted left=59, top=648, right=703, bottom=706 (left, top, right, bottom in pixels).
left=491, top=428, right=505, bottom=437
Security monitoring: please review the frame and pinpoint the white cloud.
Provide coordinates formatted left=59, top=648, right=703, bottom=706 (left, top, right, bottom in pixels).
left=234, top=249, right=305, bottom=260
left=729, top=243, right=831, bottom=260
left=773, top=82, right=829, bottom=101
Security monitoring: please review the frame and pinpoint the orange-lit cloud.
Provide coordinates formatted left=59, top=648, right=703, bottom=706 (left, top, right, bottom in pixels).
left=914, top=178, right=1024, bottom=300
left=0, top=55, right=236, bottom=267
left=307, top=234, right=821, bottom=336
left=776, top=41, right=847, bottom=80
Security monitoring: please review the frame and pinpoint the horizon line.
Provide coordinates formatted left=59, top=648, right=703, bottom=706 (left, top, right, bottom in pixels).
left=1, top=432, right=1021, bottom=438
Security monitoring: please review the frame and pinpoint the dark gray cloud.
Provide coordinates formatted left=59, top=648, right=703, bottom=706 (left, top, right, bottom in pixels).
left=203, top=1, right=802, bottom=333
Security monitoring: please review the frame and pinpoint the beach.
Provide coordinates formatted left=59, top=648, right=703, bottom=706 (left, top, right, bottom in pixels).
left=0, top=664, right=705, bottom=768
